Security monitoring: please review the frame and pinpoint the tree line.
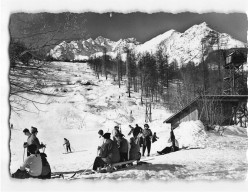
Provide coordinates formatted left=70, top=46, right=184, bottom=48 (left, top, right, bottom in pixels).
left=88, top=46, right=247, bottom=113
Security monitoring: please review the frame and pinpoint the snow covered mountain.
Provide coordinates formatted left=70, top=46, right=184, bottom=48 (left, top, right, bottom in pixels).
left=49, top=22, right=247, bottom=66
left=49, top=36, right=139, bottom=61
left=156, top=22, right=246, bottom=65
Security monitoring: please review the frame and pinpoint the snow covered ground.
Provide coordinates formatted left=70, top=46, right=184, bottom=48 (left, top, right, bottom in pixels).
left=9, top=62, right=248, bottom=181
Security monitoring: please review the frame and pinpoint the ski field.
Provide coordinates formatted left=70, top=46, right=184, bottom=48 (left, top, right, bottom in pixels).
left=9, top=62, right=248, bottom=181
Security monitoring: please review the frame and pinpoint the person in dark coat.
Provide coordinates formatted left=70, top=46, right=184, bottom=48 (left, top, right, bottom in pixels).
left=128, top=124, right=142, bottom=138
left=93, top=133, right=120, bottom=171
left=129, top=135, right=141, bottom=161
left=23, top=127, right=45, bottom=156
left=157, top=141, right=179, bottom=155
left=116, top=133, right=129, bottom=162
left=157, top=130, right=179, bottom=155
left=170, top=129, right=176, bottom=151
left=63, top=138, right=71, bottom=153
left=141, top=124, right=152, bottom=157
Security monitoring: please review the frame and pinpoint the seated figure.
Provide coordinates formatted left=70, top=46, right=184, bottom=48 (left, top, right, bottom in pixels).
left=12, top=144, right=51, bottom=179
left=93, top=133, right=120, bottom=171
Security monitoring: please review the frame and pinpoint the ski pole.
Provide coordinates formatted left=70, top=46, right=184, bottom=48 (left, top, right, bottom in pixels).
left=23, top=148, right=26, bottom=162
left=82, top=163, right=93, bottom=174
left=43, top=145, right=46, bottom=153
left=63, top=145, right=67, bottom=153
left=71, top=146, right=75, bottom=152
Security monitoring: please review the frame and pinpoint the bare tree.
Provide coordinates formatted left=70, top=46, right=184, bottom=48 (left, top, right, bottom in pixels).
left=9, top=13, right=87, bottom=113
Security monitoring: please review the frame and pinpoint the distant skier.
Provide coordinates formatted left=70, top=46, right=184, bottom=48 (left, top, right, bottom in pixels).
left=141, top=124, right=153, bottom=157
left=152, top=132, right=159, bottom=143
left=63, top=138, right=72, bottom=153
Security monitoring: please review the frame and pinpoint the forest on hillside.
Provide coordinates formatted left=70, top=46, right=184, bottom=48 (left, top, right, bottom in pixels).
left=87, top=46, right=248, bottom=113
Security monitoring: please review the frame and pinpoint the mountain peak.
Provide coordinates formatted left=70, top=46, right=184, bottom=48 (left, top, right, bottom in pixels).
left=199, top=22, right=208, bottom=27
left=184, top=22, right=213, bottom=37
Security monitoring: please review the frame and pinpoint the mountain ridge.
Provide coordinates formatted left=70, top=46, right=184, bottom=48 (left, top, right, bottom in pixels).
left=49, top=22, right=247, bottom=66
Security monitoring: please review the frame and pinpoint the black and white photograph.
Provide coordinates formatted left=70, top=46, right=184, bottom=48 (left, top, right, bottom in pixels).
left=1, top=0, right=248, bottom=192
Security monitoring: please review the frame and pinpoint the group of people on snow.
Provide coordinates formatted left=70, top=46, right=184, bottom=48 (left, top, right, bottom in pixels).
left=12, top=123, right=179, bottom=178
left=93, top=124, right=159, bottom=172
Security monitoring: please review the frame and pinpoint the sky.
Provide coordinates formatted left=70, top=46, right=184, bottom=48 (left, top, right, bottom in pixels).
left=10, top=12, right=248, bottom=46
left=83, top=12, right=248, bottom=43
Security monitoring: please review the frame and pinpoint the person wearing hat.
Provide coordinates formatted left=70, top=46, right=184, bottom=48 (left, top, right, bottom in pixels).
left=93, top=132, right=120, bottom=171
left=24, top=126, right=45, bottom=155
left=141, top=124, right=153, bottom=157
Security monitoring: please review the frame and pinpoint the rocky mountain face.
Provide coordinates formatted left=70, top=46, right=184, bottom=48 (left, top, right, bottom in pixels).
left=49, top=22, right=247, bottom=66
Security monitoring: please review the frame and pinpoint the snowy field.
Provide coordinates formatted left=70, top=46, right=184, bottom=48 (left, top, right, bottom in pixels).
left=9, top=62, right=248, bottom=181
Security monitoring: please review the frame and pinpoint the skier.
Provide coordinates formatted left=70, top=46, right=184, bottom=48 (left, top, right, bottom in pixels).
left=93, top=133, right=120, bottom=171
left=116, top=133, right=129, bottom=162
left=152, top=132, right=159, bottom=143
left=23, top=127, right=45, bottom=156
left=63, top=138, right=72, bottom=153
left=12, top=144, right=51, bottom=179
left=141, top=124, right=153, bottom=157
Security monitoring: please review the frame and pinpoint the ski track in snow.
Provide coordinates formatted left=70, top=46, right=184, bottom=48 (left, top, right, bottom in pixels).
left=9, top=62, right=248, bottom=181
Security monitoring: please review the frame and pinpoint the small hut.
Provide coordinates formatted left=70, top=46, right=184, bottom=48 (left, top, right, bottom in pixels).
left=164, top=95, right=248, bottom=130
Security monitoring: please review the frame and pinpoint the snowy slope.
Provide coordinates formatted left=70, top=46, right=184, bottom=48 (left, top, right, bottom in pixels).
left=9, top=62, right=248, bottom=181
left=9, top=62, right=173, bottom=174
